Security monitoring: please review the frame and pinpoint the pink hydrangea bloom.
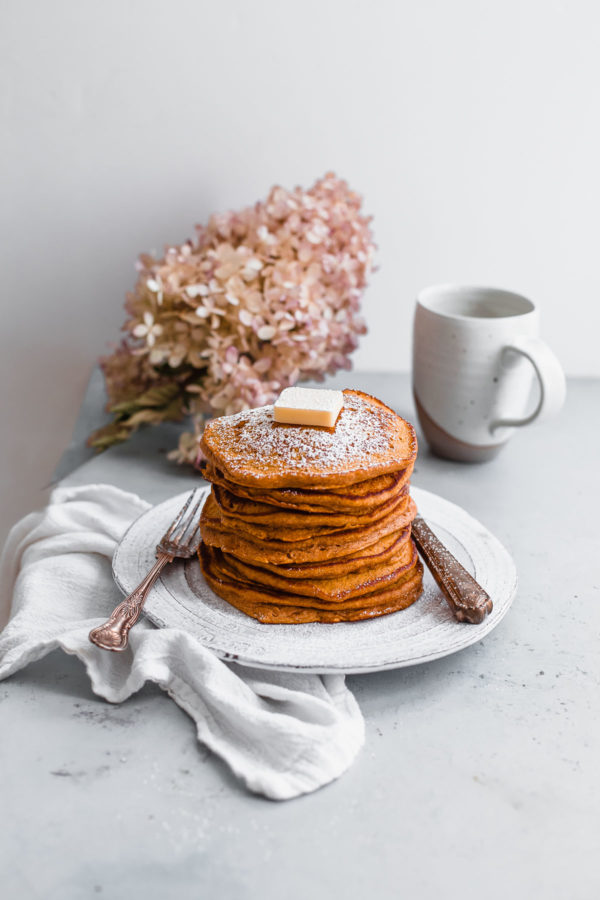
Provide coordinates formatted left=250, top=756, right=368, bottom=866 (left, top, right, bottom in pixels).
left=95, top=173, right=375, bottom=464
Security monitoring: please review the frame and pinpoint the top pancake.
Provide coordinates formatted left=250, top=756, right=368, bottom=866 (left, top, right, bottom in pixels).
left=200, top=389, right=417, bottom=489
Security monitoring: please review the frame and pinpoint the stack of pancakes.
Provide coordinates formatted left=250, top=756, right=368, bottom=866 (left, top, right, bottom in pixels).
left=198, top=389, right=423, bottom=624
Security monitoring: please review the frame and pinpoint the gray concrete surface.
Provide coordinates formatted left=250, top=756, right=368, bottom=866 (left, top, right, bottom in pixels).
left=1, top=372, right=599, bottom=900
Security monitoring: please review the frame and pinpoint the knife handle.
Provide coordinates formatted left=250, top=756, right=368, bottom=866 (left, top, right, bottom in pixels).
left=411, top=515, right=493, bottom=624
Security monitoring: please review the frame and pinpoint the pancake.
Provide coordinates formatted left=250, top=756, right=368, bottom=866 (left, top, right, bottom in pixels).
left=200, top=461, right=413, bottom=513
left=200, top=542, right=424, bottom=624
left=218, top=538, right=418, bottom=602
left=211, top=482, right=410, bottom=530
left=244, top=526, right=413, bottom=580
left=200, top=389, right=418, bottom=489
left=200, top=492, right=418, bottom=564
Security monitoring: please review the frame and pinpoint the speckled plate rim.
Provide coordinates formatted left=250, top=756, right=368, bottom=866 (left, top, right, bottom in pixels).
left=112, top=486, right=517, bottom=674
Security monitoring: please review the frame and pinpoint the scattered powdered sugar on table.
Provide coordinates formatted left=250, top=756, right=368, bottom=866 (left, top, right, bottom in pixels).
left=208, top=393, right=398, bottom=474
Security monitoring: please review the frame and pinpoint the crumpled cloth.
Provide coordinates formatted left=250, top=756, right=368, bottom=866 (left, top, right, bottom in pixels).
left=0, top=484, right=364, bottom=800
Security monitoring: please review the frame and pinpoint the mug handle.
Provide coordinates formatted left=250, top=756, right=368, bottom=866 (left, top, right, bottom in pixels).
left=490, top=335, right=566, bottom=431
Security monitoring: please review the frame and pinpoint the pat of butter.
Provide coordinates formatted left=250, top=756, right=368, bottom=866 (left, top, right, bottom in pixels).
left=273, top=387, right=344, bottom=427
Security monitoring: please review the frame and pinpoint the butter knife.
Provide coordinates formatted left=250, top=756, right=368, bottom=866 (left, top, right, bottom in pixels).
left=411, top=515, right=493, bottom=624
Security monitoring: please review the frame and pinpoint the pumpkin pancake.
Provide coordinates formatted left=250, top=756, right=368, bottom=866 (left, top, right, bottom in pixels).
left=211, top=482, right=409, bottom=530
left=199, top=542, right=424, bottom=624
left=200, top=461, right=413, bottom=513
left=200, top=389, right=417, bottom=489
left=200, top=492, right=418, bottom=564
left=245, top=526, right=412, bottom=580
left=207, top=490, right=412, bottom=543
left=218, top=539, right=418, bottom=602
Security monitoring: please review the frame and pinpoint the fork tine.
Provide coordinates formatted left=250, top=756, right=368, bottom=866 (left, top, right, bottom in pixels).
left=186, top=493, right=205, bottom=526
left=172, top=493, right=204, bottom=543
left=163, top=489, right=198, bottom=541
left=182, top=521, right=202, bottom=550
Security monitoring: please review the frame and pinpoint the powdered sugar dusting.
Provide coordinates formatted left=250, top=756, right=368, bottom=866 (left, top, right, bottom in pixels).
left=205, top=392, right=401, bottom=477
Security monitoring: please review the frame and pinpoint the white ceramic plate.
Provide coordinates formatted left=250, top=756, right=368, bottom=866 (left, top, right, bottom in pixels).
left=113, top=486, right=517, bottom=674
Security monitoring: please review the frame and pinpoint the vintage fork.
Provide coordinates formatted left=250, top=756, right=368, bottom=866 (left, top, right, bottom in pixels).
left=89, top=489, right=204, bottom=652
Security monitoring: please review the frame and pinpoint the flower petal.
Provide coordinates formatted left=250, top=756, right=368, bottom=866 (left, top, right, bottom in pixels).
left=186, top=284, right=209, bottom=298
left=257, top=325, right=276, bottom=341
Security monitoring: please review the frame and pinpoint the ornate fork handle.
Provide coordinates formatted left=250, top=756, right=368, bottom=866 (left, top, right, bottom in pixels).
left=89, top=550, right=173, bottom=652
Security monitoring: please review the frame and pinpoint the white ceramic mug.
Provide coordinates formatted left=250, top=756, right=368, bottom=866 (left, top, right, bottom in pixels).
left=412, top=284, right=566, bottom=462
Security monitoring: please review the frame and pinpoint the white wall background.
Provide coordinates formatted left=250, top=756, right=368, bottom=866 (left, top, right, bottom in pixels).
left=1, top=0, right=599, bottom=532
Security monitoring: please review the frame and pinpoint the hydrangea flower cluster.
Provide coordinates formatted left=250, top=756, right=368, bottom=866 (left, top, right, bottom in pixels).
left=90, top=173, right=375, bottom=464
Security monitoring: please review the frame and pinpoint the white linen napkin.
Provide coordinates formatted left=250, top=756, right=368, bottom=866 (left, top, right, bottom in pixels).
left=0, top=483, right=364, bottom=801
